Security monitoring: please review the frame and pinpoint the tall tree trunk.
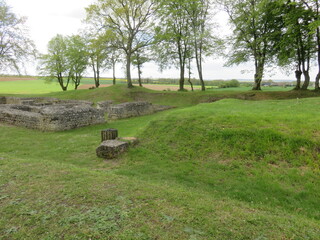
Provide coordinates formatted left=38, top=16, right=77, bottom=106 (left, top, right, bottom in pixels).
left=126, top=53, right=133, bottom=88
left=315, top=28, right=320, bottom=90
left=92, top=62, right=97, bottom=87
left=195, top=49, right=205, bottom=91
left=301, top=70, right=310, bottom=90
left=187, top=57, right=194, bottom=91
left=294, top=69, right=302, bottom=90
left=91, top=57, right=99, bottom=88
left=137, top=63, right=143, bottom=87
left=58, top=73, right=68, bottom=91
left=252, top=63, right=263, bottom=90
left=179, top=66, right=185, bottom=91
left=96, top=68, right=100, bottom=88
left=194, top=37, right=205, bottom=91
left=112, top=60, right=116, bottom=85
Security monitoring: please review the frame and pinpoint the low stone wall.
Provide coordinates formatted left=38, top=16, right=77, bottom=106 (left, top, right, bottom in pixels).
left=2, top=96, right=93, bottom=107
left=0, top=96, right=6, bottom=104
left=0, top=97, right=105, bottom=131
left=0, top=96, right=173, bottom=131
left=108, top=102, right=154, bottom=120
left=96, top=100, right=114, bottom=113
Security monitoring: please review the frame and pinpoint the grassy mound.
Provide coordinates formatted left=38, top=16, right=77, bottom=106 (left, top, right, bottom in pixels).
left=1, top=91, right=320, bottom=238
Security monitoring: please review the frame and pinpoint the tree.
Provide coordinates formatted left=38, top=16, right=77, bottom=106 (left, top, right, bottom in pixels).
left=188, top=0, right=216, bottom=91
left=86, top=0, right=156, bottom=88
left=131, top=47, right=150, bottom=87
left=0, top=0, right=36, bottom=73
left=66, top=35, right=88, bottom=90
left=38, top=35, right=70, bottom=91
left=39, top=34, right=88, bottom=91
left=155, top=0, right=193, bottom=91
left=222, top=0, right=283, bottom=90
left=109, top=48, right=121, bottom=85
left=86, top=34, right=109, bottom=88
left=277, top=0, right=315, bottom=90
left=301, top=0, right=320, bottom=90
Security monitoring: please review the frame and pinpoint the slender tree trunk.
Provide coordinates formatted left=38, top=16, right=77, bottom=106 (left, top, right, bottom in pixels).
left=179, top=66, right=185, bottom=91
left=177, top=40, right=185, bottom=91
left=91, top=57, right=99, bottom=88
left=196, top=59, right=205, bottom=91
left=315, top=28, right=320, bottom=90
left=92, top=63, right=97, bottom=87
left=188, top=72, right=194, bottom=92
left=301, top=70, right=310, bottom=90
left=137, top=64, right=143, bottom=87
left=96, top=68, right=100, bottom=88
left=301, top=56, right=310, bottom=90
left=187, top=57, right=194, bottom=91
left=126, top=53, right=133, bottom=88
left=195, top=48, right=205, bottom=91
left=252, top=62, right=263, bottom=90
left=294, top=69, right=302, bottom=90
left=112, top=60, right=116, bottom=85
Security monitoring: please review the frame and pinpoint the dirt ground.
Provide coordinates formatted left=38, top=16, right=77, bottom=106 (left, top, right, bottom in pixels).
left=0, top=76, right=37, bottom=81
left=78, top=84, right=196, bottom=91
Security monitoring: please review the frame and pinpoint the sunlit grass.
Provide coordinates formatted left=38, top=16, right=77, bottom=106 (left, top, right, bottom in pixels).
left=1, top=94, right=320, bottom=238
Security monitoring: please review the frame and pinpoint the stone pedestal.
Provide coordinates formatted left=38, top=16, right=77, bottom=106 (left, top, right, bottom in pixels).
left=101, top=129, right=118, bottom=142
left=96, top=140, right=129, bottom=159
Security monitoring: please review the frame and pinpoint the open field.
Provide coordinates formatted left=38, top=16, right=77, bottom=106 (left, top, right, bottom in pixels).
left=1, top=83, right=320, bottom=239
left=0, top=76, right=291, bottom=94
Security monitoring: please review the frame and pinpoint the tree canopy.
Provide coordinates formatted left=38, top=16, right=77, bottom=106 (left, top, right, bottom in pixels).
left=0, top=0, right=36, bottom=74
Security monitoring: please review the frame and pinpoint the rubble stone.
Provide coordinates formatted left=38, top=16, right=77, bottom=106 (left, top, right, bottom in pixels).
left=96, top=140, right=129, bottom=159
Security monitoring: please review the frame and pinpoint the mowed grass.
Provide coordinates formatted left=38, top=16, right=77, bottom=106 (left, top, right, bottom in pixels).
left=1, top=89, right=320, bottom=239
left=0, top=80, right=64, bottom=94
left=0, top=77, right=292, bottom=95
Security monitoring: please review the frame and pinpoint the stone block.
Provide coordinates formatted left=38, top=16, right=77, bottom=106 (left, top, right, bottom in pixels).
left=101, top=128, right=118, bottom=141
left=96, top=140, right=129, bottom=159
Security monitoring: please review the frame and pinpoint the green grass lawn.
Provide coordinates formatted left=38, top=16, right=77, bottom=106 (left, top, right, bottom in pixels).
left=0, top=80, right=63, bottom=94
left=1, top=84, right=320, bottom=239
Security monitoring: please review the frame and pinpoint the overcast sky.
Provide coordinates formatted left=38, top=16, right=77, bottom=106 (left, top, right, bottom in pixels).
left=6, top=0, right=305, bottom=81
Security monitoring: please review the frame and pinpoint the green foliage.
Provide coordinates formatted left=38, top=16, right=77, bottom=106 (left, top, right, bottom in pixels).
left=86, top=0, right=156, bottom=88
left=38, top=34, right=88, bottom=91
left=0, top=0, right=36, bottom=73
left=222, top=0, right=284, bottom=89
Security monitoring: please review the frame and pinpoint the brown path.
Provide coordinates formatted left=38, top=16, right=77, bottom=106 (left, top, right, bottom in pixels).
left=78, top=84, right=197, bottom=91
left=0, top=77, right=37, bottom=82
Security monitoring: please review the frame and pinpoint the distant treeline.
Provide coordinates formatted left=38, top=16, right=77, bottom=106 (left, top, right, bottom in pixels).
left=131, top=78, right=241, bottom=88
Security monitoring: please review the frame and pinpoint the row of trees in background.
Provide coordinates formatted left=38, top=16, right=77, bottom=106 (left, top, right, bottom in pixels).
left=0, top=0, right=320, bottom=91
left=223, top=0, right=320, bottom=90
left=38, top=0, right=218, bottom=91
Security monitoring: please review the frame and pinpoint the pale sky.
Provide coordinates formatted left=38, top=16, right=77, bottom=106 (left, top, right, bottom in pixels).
left=6, top=0, right=305, bottom=81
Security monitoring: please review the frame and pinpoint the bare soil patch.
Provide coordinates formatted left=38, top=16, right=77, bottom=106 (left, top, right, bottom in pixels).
left=0, top=76, right=37, bottom=82
left=78, top=84, right=195, bottom=91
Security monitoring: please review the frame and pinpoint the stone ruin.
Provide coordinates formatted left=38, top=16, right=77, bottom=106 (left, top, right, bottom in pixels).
left=0, top=96, right=173, bottom=131
left=0, top=96, right=105, bottom=131
left=96, top=129, right=138, bottom=159
left=97, top=100, right=173, bottom=120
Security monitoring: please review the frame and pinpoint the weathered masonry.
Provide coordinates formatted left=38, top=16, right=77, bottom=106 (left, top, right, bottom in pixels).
left=0, top=97, right=173, bottom=131
left=97, top=100, right=173, bottom=120
left=0, top=97, right=105, bottom=131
